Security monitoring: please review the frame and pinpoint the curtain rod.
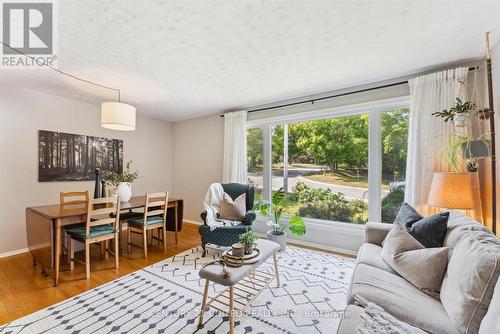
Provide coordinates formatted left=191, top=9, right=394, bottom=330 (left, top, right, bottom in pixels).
left=220, top=66, right=478, bottom=117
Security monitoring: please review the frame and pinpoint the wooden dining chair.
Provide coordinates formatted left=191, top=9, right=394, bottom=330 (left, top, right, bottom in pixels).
left=127, top=192, right=169, bottom=258
left=60, top=191, right=89, bottom=264
left=67, top=196, right=121, bottom=279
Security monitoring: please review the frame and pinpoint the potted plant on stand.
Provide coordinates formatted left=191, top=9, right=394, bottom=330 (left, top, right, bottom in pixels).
left=254, top=189, right=306, bottom=251
left=105, top=160, right=139, bottom=202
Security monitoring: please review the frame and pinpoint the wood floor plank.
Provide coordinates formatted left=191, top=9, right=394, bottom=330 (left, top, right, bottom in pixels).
left=0, top=223, right=201, bottom=325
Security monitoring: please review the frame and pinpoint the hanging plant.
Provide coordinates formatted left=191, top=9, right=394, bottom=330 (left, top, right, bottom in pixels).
left=432, top=98, right=476, bottom=126
left=440, top=134, right=489, bottom=172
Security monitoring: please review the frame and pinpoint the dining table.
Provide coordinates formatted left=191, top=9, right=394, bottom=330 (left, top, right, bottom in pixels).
left=25, top=196, right=183, bottom=286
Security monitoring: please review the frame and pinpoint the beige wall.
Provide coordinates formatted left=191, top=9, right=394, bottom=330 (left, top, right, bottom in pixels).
left=172, top=114, right=224, bottom=221
left=0, top=87, right=173, bottom=255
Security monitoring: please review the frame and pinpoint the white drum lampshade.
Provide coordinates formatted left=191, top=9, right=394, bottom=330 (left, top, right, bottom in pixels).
left=101, top=102, right=136, bottom=131
left=427, top=172, right=474, bottom=209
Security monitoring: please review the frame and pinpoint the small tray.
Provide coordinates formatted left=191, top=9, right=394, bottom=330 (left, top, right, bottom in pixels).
left=223, top=248, right=260, bottom=260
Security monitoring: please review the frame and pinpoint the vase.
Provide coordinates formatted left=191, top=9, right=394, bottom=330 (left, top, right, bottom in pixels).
left=454, top=114, right=467, bottom=128
left=267, top=230, right=287, bottom=251
left=116, top=182, right=132, bottom=202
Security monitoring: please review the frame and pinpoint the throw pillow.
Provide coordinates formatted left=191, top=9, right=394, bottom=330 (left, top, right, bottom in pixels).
left=219, top=192, right=246, bottom=221
left=381, top=224, right=449, bottom=298
left=393, top=203, right=449, bottom=248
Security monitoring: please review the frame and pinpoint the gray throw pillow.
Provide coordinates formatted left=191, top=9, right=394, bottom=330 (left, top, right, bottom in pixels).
left=381, top=224, right=449, bottom=298
left=219, top=193, right=246, bottom=221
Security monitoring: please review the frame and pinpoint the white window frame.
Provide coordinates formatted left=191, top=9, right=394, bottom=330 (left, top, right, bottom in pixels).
left=247, top=96, right=410, bottom=229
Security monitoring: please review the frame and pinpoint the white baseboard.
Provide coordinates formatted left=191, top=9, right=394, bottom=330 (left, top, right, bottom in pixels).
left=253, top=232, right=358, bottom=256
left=0, top=247, right=29, bottom=259
left=183, top=219, right=203, bottom=226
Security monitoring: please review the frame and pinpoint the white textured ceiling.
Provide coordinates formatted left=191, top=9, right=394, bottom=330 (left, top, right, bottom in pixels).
left=1, top=0, right=500, bottom=122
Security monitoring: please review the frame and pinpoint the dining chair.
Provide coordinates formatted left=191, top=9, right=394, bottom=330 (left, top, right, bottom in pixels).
left=67, top=196, right=121, bottom=279
left=60, top=191, right=89, bottom=264
left=127, top=192, right=169, bottom=258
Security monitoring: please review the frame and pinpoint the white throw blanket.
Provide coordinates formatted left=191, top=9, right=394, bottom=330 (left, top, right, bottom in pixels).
left=354, top=296, right=426, bottom=334
left=203, top=183, right=241, bottom=230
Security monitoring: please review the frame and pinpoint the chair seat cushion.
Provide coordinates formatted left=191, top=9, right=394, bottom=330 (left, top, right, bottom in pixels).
left=66, top=225, right=116, bottom=239
left=348, top=264, right=459, bottom=334
left=129, top=215, right=164, bottom=226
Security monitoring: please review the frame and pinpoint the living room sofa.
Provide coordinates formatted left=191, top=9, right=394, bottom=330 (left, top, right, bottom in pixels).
left=338, top=211, right=500, bottom=334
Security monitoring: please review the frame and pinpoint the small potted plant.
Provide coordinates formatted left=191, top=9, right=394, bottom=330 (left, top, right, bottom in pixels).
left=239, top=228, right=257, bottom=254
left=105, top=160, right=139, bottom=202
left=254, top=189, right=306, bottom=251
left=432, top=97, right=476, bottom=128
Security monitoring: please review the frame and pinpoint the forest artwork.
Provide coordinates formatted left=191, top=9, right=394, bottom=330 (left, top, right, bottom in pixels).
left=38, top=130, right=123, bottom=182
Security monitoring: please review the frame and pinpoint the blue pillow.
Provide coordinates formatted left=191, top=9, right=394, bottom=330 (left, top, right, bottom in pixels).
left=394, top=203, right=449, bottom=248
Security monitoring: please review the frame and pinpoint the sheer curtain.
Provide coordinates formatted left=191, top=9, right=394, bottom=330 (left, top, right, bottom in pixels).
left=405, top=67, right=469, bottom=215
left=222, top=110, right=248, bottom=183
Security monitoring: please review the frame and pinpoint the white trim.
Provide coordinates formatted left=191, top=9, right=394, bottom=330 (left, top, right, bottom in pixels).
left=0, top=248, right=29, bottom=259
left=368, top=109, right=382, bottom=221
left=255, top=216, right=365, bottom=236
left=253, top=232, right=357, bottom=256
left=246, top=96, right=410, bottom=128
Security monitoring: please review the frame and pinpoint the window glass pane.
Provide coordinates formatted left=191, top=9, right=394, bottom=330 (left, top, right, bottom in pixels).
left=381, top=108, right=409, bottom=223
left=247, top=128, right=264, bottom=202
left=272, top=115, right=369, bottom=224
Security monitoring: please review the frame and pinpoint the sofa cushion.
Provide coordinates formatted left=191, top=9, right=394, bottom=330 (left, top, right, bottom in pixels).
left=479, top=276, right=500, bottom=334
left=347, top=264, right=459, bottom=334
left=336, top=304, right=365, bottom=334
left=356, top=243, right=396, bottom=274
left=394, top=202, right=423, bottom=227
left=381, top=224, right=449, bottom=298
left=444, top=211, right=492, bottom=250
left=440, top=231, right=500, bottom=334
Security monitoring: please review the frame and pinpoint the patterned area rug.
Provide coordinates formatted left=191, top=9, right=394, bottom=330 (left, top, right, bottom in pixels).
left=0, top=246, right=355, bottom=334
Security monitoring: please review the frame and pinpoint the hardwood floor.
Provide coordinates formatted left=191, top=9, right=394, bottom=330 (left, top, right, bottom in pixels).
left=0, top=222, right=202, bottom=325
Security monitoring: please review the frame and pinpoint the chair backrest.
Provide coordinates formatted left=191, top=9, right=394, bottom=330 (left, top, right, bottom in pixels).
left=60, top=191, right=89, bottom=206
left=84, top=196, right=120, bottom=238
left=143, top=192, right=169, bottom=223
left=221, top=183, right=255, bottom=211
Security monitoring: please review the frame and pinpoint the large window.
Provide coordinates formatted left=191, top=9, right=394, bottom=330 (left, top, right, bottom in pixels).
left=247, top=102, right=409, bottom=226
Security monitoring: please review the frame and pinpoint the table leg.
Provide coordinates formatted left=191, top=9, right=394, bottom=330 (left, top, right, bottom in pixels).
left=229, top=285, right=234, bottom=334
left=198, top=279, right=210, bottom=327
left=273, top=253, right=280, bottom=287
left=174, top=202, right=178, bottom=245
left=54, top=218, right=62, bottom=287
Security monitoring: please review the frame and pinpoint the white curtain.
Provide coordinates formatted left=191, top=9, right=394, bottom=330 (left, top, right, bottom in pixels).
left=405, top=67, right=469, bottom=215
left=222, top=110, right=248, bottom=183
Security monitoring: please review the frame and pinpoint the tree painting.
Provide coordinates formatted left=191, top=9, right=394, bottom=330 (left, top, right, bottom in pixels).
left=38, top=130, right=123, bottom=182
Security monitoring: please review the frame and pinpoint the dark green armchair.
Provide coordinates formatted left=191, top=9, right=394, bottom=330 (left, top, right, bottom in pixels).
left=199, top=183, right=256, bottom=256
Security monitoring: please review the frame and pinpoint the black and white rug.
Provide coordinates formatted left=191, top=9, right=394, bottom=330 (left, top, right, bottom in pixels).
left=0, top=246, right=355, bottom=334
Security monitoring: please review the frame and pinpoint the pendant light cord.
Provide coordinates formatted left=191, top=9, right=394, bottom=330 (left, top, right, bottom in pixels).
left=0, top=41, right=121, bottom=102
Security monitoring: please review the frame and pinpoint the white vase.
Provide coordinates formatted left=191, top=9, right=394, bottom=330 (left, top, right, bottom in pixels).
left=116, top=182, right=132, bottom=202
left=454, top=114, right=467, bottom=128
left=267, top=230, right=287, bottom=251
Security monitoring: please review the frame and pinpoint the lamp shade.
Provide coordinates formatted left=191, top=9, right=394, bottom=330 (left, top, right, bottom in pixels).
left=101, top=102, right=136, bottom=131
left=427, top=172, right=474, bottom=209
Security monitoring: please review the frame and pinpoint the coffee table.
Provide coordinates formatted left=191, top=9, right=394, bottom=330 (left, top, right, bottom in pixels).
left=197, top=239, right=281, bottom=334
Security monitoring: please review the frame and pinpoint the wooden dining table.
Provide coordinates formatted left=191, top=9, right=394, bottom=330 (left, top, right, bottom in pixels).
left=26, top=196, right=183, bottom=286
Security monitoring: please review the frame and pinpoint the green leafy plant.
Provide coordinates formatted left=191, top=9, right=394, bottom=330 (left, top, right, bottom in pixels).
left=239, top=228, right=257, bottom=248
left=253, top=189, right=306, bottom=236
left=432, top=98, right=476, bottom=123
left=440, top=134, right=489, bottom=172
left=105, top=160, right=140, bottom=186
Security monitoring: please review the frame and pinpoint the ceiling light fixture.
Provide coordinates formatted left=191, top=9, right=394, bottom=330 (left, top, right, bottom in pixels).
left=0, top=41, right=136, bottom=131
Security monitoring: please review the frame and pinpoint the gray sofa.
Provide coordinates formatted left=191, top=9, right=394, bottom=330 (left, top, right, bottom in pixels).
left=338, top=211, right=500, bottom=334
